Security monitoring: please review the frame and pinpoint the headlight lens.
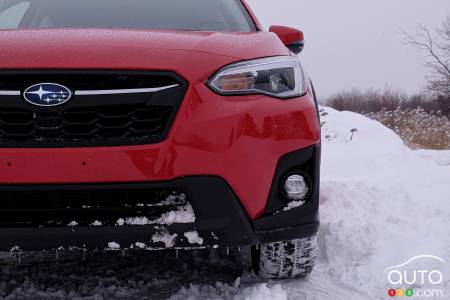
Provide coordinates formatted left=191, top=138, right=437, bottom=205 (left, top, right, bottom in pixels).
left=208, top=56, right=307, bottom=99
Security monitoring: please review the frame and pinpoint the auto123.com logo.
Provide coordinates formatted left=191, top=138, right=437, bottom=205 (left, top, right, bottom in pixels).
left=384, top=255, right=446, bottom=298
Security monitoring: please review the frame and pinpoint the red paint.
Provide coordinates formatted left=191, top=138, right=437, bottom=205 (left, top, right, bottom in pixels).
left=0, top=2, right=320, bottom=220
left=270, top=25, right=305, bottom=46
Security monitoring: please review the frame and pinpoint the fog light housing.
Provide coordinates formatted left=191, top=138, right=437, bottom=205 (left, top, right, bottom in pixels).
left=283, top=174, right=310, bottom=201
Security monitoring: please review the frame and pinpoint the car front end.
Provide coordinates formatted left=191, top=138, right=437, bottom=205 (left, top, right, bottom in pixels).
left=0, top=0, right=321, bottom=279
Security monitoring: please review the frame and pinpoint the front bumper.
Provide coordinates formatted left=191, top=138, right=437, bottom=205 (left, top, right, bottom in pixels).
left=0, top=145, right=320, bottom=251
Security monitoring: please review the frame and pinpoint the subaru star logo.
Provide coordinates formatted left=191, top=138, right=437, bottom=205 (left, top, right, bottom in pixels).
left=23, top=83, right=73, bottom=107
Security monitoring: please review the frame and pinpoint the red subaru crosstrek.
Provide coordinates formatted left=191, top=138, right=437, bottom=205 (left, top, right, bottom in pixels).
left=0, top=0, right=321, bottom=279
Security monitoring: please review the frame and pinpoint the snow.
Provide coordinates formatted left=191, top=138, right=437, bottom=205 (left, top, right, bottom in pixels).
left=0, top=107, right=448, bottom=299
left=184, top=232, right=204, bottom=246
left=134, top=242, right=147, bottom=249
left=170, top=282, right=287, bottom=300
left=67, top=221, right=78, bottom=227
left=116, top=218, right=125, bottom=226
left=91, top=220, right=103, bottom=226
left=121, top=203, right=196, bottom=226
left=154, top=203, right=195, bottom=225
left=282, top=200, right=305, bottom=211
left=107, top=242, right=121, bottom=250
left=414, top=149, right=450, bottom=166
left=123, top=216, right=151, bottom=226
left=152, top=232, right=178, bottom=248
left=161, top=194, right=187, bottom=206
left=312, top=107, right=450, bottom=298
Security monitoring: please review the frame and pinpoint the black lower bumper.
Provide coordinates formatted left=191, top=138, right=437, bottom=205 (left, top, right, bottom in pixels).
left=0, top=145, right=320, bottom=251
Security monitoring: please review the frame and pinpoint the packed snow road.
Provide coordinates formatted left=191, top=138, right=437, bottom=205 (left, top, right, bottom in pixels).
left=0, top=107, right=449, bottom=300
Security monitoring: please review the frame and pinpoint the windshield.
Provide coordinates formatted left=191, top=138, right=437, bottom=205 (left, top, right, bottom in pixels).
left=0, top=0, right=256, bottom=32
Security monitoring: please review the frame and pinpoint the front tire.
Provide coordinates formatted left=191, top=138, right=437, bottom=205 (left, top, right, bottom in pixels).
left=252, top=235, right=318, bottom=279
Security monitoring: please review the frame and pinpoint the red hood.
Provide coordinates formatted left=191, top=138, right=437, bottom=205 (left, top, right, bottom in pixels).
left=0, top=29, right=289, bottom=79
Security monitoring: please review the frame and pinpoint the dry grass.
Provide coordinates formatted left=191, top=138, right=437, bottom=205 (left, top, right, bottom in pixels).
left=324, top=88, right=450, bottom=150
left=366, top=108, right=450, bottom=150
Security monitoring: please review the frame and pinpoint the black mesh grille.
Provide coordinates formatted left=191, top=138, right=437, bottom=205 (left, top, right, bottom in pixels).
left=0, top=70, right=188, bottom=147
left=0, top=186, right=188, bottom=227
left=0, top=105, right=172, bottom=144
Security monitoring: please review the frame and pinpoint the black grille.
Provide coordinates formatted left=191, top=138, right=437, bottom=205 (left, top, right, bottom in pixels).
left=0, top=185, right=188, bottom=227
left=0, top=105, right=172, bottom=144
left=0, top=70, right=188, bottom=147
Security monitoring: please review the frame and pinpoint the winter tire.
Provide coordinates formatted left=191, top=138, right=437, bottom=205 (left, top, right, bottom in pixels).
left=252, top=234, right=318, bottom=279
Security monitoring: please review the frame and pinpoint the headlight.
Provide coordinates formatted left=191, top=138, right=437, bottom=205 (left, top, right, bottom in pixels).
left=208, top=56, right=307, bottom=99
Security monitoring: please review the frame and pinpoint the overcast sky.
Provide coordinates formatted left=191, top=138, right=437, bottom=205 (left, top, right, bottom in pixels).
left=246, top=0, right=449, bottom=98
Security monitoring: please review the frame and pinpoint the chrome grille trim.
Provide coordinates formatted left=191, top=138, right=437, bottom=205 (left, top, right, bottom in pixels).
left=0, top=84, right=180, bottom=97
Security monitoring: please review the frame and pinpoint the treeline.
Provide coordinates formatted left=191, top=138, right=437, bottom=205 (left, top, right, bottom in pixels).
left=322, top=88, right=450, bottom=150
left=323, top=88, right=450, bottom=119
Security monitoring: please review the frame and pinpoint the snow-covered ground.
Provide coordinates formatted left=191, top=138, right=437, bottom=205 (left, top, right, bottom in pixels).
left=0, top=107, right=449, bottom=299
left=414, top=149, right=450, bottom=166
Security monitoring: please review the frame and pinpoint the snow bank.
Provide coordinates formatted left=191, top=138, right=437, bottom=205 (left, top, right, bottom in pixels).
left=316, top=107, right=450, bottom=298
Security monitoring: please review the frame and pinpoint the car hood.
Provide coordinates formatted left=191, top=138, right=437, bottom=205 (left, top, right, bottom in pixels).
left=0, top=29, right=290, bottom=78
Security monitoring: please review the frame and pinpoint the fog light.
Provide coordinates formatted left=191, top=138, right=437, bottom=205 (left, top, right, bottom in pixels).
left=283, top=174, right=310, bottom=201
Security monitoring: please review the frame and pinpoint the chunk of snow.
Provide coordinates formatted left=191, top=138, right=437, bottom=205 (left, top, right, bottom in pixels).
left=10, top=246, right=20, bottom=252
left=138, top=193, right=187, bottom=208
left=67, top=221, right=78, bottom=227
left=184, top=231, right=204, bottom=245
left=282, top=200, right=305, bottom=211
left=134, top=242, right=147, bottom=249
left=154, top=203, right=195, bottom=225
left=90, top=220, right=102, bottom=226
left=116, top=218, right=125, bottom=226
left=152, top=232, right=178, bottom=248
left=161, top=193, right=187, bottom=206
left=107, top=242, right=120, bottom=250
left=122, top=203, right=195, bottom=226
left=123, top=216, right=150, bottom=225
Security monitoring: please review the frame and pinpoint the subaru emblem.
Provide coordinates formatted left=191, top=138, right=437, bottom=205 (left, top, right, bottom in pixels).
left=23, top=83, right=73, bottom=107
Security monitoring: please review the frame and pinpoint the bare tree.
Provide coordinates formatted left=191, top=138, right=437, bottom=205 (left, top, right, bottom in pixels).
left=404, top=16, right=450, bottom=96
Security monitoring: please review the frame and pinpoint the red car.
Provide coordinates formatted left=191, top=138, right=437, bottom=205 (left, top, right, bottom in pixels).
left=0, top=0, right=321, bottom=279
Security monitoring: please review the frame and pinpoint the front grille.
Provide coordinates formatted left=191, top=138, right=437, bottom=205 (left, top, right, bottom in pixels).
left=0, top=70, right=188, bottom=147
left=0, top=105, right=172, bottom=145
left=0, top=185, right=189, bottom=227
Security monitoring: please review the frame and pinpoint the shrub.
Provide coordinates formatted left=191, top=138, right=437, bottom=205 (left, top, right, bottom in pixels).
left=366, top=108, right=450, bottom=150
left=323, top=88, right=445, bottom=115
left=323, top=88, right=450, bottom=149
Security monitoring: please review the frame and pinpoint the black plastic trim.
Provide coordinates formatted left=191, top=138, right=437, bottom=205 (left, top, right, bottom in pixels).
left=253, top=144, right=321, bottom=241
left=0, top=177, right=257, bottom=250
